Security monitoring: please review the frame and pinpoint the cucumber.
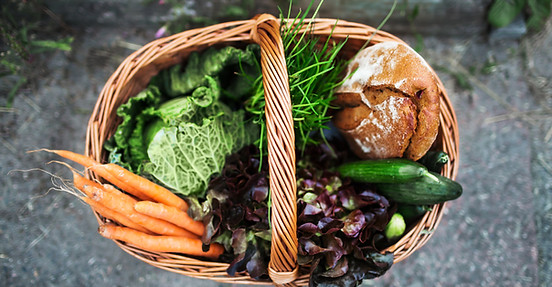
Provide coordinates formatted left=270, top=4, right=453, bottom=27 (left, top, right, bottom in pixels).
left=376, top=171, right=462, bottom=205
left=397, top=204, right=431, bottom=223
left=337, top=159, right=428, bottom=183
left=418, top=150, right=449, bottom=173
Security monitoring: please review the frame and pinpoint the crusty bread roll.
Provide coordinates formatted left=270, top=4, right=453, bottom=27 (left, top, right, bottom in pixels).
left=332, top=42, right=440, bottom=161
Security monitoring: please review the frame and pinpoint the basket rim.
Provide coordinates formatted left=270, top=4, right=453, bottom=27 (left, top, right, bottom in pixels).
left=84, top=15, right=460, bottom=286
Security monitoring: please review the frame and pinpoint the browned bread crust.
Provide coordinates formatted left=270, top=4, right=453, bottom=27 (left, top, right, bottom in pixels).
left=333, top=88, right=418, bottom=159
left=333, top=42, right=440, bottom=161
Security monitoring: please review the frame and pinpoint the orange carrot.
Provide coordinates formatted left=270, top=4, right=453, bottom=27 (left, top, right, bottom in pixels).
left=45, top=149, right=98, bottom=167
left=100, top=163, right=188, bottom=211
left=46, top=149, right=187, bottom=210
left=80, top=196, right=151, bottom=234
left=84, top=184, right=198, bottom=238
left=72, top=170, right=103, bottom=194
left=98, top=224, right=224, bottom=259
left=71, top=171, right=150, bottom=233
left=72, top=153, right=152, bottom=200
left=46, top=149, right=151, bottom=200
left=134, top=201, right=205, bottom=237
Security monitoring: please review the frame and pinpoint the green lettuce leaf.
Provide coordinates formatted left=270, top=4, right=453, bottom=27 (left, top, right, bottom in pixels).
left=107, top=76, right=226, bottom=173
left=144, top=108, right=258, bottom=197
left=106, top=86, right=162, bottom=172
left=143, top=75, right=222, bottom=145
left=152, top=45, right=260, bottom=99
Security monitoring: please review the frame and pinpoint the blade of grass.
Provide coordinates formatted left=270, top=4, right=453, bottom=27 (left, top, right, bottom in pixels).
left=361, top=0, right=399, bottom=51
left=29, top=37, right=73, bottom=53
left=5, top=76, right=27, bottom=108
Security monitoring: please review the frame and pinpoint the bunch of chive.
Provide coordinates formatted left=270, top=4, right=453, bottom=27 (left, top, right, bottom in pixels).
left=245, top=2, right=348, bottom=161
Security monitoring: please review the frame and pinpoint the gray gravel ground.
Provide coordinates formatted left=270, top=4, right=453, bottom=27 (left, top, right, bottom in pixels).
left=1, top=1, right=551, bottom=287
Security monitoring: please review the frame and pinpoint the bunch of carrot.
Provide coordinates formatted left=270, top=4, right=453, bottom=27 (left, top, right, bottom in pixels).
left=43, top=149, right=223, bottom=260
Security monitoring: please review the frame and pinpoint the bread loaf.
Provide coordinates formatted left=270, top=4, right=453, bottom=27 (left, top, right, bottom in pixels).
left=332, top=42, right=440, bottom=161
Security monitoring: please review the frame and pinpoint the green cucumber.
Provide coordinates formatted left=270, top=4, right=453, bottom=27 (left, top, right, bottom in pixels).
left=397, top=204, right=431, bottom=223
left=337, top=159, right=429, bottom=183
left=376, top=172, right=462, bottom=205
left=418, top=150, right=449, bottom=173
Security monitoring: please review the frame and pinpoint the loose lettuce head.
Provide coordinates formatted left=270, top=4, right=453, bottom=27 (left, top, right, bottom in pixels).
left=105, top=45, right=261, bottom=196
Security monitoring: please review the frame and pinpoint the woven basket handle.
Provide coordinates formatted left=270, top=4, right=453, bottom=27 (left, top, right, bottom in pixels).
left=251, top=14, right=298, bottom=285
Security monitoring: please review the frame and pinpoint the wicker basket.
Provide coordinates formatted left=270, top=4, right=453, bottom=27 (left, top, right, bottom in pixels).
left=84, top=14, right=459, bottom=286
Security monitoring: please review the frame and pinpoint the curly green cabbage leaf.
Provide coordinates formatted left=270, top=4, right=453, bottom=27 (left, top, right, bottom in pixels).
left=144, top=107, right=258, bottom=197
left=104, top=86, right=162, bottom=171
left=152, top=45, right=260, bottom=100
left=105, top=77, right=222, bottom=173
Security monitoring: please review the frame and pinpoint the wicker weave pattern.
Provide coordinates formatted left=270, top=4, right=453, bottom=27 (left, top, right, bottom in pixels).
left=251, top=15, right=299, bottom=284
left=85, top=15, right=459, bottom=286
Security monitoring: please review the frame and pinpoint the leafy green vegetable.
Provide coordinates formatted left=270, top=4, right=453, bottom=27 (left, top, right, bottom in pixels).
left=145, top=108, right=257, bottom=196
left=105, top=45, right=261, bottom=196
left=106, top=86, right=163, bottom=172
left=106, top=77, right=225, bottom=172
left=152, top=45, right=260, bottom=99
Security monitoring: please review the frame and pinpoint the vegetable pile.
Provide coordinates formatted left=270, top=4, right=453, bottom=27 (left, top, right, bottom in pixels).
left=39, top=6, right=463, bottom=287
left=295, top=145, right=396, bottom=286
